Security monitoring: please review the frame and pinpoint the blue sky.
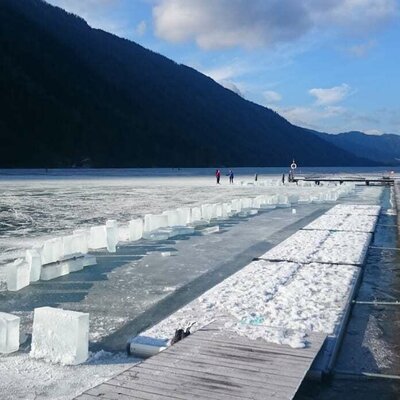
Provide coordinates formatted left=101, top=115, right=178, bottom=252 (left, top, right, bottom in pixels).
left=47, top=0, right=400, bottom=135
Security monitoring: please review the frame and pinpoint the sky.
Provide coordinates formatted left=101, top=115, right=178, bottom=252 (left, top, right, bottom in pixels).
left=46, top=0, right=400, bottom=135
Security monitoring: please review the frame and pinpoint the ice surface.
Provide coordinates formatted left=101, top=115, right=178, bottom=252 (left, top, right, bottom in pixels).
left=0, top=312, right=20, bottom=354
left=26, top=249, right=42, bottom=282
left=30, top=307, right=89, bottom=365
left=6, top=258, right=30, bottom=291
left=106, top=220, right=118, bottom=253
left=128, top=218, right=143, bottom=241
left=88, top=226, right=108, bottom=250
left=41, top=237, right=63, bottom=265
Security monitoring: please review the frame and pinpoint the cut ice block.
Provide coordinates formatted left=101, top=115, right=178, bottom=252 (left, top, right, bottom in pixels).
left=106, top=220, right=118, bottom=253
left=161, top=252, right=171, bottom=257
left=7, top=258, right=30, bottom=291
left=168, top=226, right=195, bottom=237
left=26, top=249, right=42, bottom=282
left=30, top=307, right=89, bottom=365
left=40, top=256, right=83, bottom=281
left=142, top=230, right=170, bottom=241
left=240, top=198, right=253, bottom=209
left=129, top=219, right=143, bottom=241
left=82, top=254, right=97, bottom=268
left=215, top=204, right=223, bottom=219
left=176, top=208, right=191, bottom=225
left=41, top=237, right=63, bottom=265
left=62, top=233, right=88, bottom=257
left=190, top=207, right=202, bottom=223
left=127, top=336, right=168, bottom=358
left=277, top=195, right=290, bottom=208
left=88, top=226, right=108, bottom=249
left=201, top=204, right=212, bottom=221
left=0, top=312, right=20, bottom=354
left=230, top=199, right=241, bottom=214
left=200, top=226, right=220, bottom=235
left=118, top=225, right=130, bottom=242
left=144, top=214, right=169, bottom=233
left=163, top=210, right=181, bottom=227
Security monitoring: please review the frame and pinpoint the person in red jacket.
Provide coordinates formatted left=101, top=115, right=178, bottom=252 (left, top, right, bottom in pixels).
left=215, top=169, right=221, bottom=184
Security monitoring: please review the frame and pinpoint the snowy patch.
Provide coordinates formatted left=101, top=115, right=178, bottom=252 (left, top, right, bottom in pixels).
left=303, top=214, right=378, bottom=233
left=143, top=261, right=358, bottom=348
left=262, top=229, right=371, bottom=265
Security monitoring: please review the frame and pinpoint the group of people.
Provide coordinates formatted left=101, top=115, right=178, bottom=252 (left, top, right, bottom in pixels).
left=215, top=169, right=234, bottom=184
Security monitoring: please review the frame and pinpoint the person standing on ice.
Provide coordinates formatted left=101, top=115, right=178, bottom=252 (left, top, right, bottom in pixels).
left=215, top=169, right=221, bottom=184
left=282, top=173, right=285, bottom=184
left=229, top=169, right=234, bottom=184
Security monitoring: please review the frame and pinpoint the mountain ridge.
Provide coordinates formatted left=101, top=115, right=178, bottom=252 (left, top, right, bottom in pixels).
left=0, top=0, right=383, bottom=167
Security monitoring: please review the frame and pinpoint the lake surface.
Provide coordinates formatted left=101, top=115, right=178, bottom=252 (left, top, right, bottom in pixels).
left=0, top=168, right=399, bottom=398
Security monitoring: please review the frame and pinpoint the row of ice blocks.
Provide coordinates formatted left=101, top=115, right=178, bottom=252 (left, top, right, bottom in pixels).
left=7, top=254, right=97, bottom=290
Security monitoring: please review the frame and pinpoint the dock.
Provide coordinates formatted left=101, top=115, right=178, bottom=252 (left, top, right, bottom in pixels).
left=76, top=320, right=327, bottom=400
left=293, top=177, right=394, bottom=186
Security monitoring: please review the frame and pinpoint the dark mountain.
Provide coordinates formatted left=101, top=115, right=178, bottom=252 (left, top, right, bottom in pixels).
left=315, top=131, right=400, bottom=166
left=0, top=0, right=376, bottom=167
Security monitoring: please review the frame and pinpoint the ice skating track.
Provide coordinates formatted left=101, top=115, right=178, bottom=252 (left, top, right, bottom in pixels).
left=75, top=320, right=326, bottom=400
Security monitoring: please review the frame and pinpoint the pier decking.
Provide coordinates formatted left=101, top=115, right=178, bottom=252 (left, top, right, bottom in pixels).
left=293, top=177, right=394, bottom=186
left=76, top=320, right=326, bottom=400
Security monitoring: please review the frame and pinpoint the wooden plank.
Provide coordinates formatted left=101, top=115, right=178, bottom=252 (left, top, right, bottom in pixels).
left=192, top=330, right=324, bottom=357
left=137, top=358, right=298, bottom=391
left=171, top=340, right=316, bottom=366
left=121, top=364, right=296, bottom=396
left=76, top=320, right=326, bottom=400
left=107, top=373, right=271, bottom=400
left=149, top=349, right=306, bottom=381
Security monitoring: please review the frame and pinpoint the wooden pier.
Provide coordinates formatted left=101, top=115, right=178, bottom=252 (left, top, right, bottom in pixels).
left=293, top=177, right=394, bottom=186
left=76, top=320, right=327, bottom=400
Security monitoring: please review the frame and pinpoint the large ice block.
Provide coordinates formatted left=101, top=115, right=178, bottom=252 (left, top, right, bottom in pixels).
left=7, top=258, right=30, bottom=291
left=26, top=249, right=42, bottom=282
left=240, top=198, right=253, bottom=209
left=40, top=254, right=96, bottom=281
left=88, top=225, right=108, bottom=249
left=41, top=237, right=63, bottom=265
left=190, top=207, right=202, bottom=223
left=230, top=199, right=241, bottom=214
left=62, top=232, right=88, bottom=257
left=176, top=208, right=191, bottom=225
left=201, top=204, right=212, bottom=221
left=0, top=312, right=20, bottom=354
left=163, top=210, right=181, bottom=227
left=144, top=214, right=169, bottom=232
left=30, top=307, right=89, bottom=365
left=129, top=219, right=143, bottom=241
left=106, top=220, right=118, bottom=253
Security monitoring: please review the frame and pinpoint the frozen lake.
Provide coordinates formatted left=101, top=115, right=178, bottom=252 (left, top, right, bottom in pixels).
left=0, top=169, right=399, bottom=399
